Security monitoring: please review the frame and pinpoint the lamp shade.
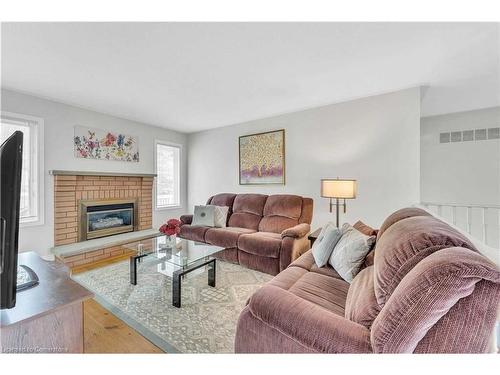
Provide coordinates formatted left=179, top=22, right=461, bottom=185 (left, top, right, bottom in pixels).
left=321, top=179, right=357, bottom=199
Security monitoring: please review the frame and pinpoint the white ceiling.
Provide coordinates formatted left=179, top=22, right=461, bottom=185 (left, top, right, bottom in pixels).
left=1, top=22, right=499, bottom=133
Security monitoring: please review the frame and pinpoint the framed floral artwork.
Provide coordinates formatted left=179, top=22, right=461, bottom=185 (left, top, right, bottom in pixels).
left=239, top=129, right=285, bottom=185
left=74, top=126, right=139, bottom=162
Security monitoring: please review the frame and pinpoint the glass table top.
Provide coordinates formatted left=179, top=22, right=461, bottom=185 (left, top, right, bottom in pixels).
left=123, top=235, right=224, bottom=268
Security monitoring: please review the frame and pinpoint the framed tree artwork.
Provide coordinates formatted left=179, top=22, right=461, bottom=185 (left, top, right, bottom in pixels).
left=239, top=129, right=285, bottom=185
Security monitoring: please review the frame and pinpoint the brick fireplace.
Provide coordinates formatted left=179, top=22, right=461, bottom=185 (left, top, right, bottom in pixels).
left=51, top=171, right=155, bottom=267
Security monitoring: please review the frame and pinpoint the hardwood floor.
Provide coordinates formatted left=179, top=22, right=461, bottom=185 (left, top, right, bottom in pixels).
left=73, top=256, right=164, bottom=353
left=83, top=298, right=163, bottom=353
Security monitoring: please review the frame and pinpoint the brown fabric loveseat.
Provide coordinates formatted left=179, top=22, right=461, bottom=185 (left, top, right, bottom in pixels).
left=235, top=207, right=500, bottom=353
left=179, top=193, right=313, bottom=275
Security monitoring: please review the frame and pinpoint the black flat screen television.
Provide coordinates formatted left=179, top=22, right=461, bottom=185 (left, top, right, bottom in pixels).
left=0, top=131, right=23, bottom=309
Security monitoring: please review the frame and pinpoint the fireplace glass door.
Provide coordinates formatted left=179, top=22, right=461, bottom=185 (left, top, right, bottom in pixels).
left=86, top=202, right=134, bottom=240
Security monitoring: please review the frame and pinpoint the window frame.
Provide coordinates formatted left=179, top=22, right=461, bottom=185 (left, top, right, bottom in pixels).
left=1, top=111, right=45, bottom=227
left=154, top=139, right=182, bottom=211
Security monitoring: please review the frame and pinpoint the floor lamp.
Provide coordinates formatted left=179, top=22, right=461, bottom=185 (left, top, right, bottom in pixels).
left=321, top=178, right=357, bottom=228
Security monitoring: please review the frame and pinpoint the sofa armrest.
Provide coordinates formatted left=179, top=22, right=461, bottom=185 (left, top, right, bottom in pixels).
left=180, top=214, right=193, bottom=225
left=248, top=285, right=372, bottom=353
left=280, top=235, right=310, bottom=271
left=281, top=223, right=310, bottom=239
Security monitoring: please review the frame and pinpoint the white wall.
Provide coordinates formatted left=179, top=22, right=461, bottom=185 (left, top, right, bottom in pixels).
left=421, top=107, right=500, bottom=246
left=1, top=89, right=188, bottom=258
left=421, top=107, right=500, bottom=205
left=187, top=88, right=421, bottom=230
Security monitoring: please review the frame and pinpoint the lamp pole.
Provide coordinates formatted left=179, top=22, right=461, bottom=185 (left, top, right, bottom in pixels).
left=336, top=198, right=340, bottom=228
left=330, top=198, right=341, bottom=228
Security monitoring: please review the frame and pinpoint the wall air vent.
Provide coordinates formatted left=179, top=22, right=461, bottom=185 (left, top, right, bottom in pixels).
left=488, top=127, right=500, bottom=139
left=462, top=130, right=473, bottom=141
left=450, top=131, right=462, bottom=142
left=439, top=133, right=450, bottom=143
left=474, top=129, right=487, bottom=141
left=439, top=127, right=499, bottom=143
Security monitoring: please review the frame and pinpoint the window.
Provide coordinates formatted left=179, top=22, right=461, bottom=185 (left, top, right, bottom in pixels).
left=155, top=141, right=181, bottom=209
left=0, top=112, right=44, bottom=225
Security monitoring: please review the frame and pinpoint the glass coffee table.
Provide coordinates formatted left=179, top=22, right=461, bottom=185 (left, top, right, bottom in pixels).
left=123, top=235, right=224, bottom=308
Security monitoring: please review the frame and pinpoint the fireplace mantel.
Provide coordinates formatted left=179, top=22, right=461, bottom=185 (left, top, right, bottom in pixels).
left=49, top=170, right=156, bottom=178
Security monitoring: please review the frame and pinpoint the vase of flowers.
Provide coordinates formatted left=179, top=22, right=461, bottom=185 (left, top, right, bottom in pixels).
left=159, top=218, right=181, bottom=247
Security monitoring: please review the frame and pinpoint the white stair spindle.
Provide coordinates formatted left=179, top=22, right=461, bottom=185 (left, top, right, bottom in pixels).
left=482, top=207, right=487, bottom=243
left=420, top=202, right=499, bottom=249
left=498, top=208, right=500, bottom=249
left=466, top=207, right=472, bottom=234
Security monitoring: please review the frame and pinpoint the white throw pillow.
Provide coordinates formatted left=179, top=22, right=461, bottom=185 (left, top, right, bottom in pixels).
left=329, top=223, right=376, bottom=283
left=312, top=222, right=342, bottom=268
left=192, top=205, right=215, bottom=227
left=209, top=205, right=229, bottom=228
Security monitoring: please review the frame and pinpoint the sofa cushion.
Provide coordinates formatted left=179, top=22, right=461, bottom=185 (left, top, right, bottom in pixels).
left=345, top=266, right=380, bottom=328
left=245, top=285, right=372, bottom=353
left=211, top=205, right=229, bottom=228
left=179, top=225, right=210, bottom=242
left=238, top=232, right=282, bottom=258
left=377, top=207, right=431, bottom=241
left=259, top=194, right=303, bottom=233
left=371, top=247, right=500, bottom=353
left=268, top=260, right=349, bottom=316
left=289, top=272, right=349, bottom=316
left=268, top=265, right=309, bottom=290
left=311, top=223, right=342, bottom=268
left=329, top=223, right=376, bottom=283
left=228, top=194, right=268, bottom=230
left=299, top=197, right=314, bottom=224
left=374, top=215, right=477, bottom=306
left=205, top=227, right=255, bottom=248
left=290, top=250, right=343, bottom=279
left=207, top=193, right=237, bottom=208
left=353, top=221, right=377, bottom=270
left=192, top=205, right=215, bottom=227
left=207, top=193, right=237, bottom=226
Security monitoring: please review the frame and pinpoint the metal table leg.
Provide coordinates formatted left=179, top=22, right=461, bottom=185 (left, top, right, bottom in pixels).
left=171, top=258, right=217, bottom=308
left=172, top=270, right=182, bottom=308
left=208, top=259, right=216, bottom=287
left=130, top=256, right=138, bottom=285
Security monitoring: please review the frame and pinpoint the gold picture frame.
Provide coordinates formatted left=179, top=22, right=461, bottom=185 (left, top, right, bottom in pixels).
left=239, top=129, right=285, bottom=185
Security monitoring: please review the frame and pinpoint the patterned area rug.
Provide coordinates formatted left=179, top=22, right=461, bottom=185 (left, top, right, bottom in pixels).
left=73, top=259, right=272, bottom=353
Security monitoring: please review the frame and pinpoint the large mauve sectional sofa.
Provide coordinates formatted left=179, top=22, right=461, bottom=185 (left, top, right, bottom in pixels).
left=235, top=207, right=500, bottom=353
left=179, top=193, right=313, bottom=275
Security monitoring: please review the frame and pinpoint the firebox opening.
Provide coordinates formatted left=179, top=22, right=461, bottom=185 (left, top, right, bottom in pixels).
left=79, top=199, right=138, bottom=241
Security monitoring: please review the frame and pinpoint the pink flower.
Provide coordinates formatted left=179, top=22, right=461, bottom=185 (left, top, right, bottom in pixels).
left=159, top=218, right=181, bottom=236
left=104, top=133, right=116, bottom=146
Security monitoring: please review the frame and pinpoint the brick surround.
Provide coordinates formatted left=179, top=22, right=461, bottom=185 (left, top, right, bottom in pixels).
left=53, top=174, right=154, bottom=267
left=59, top=245, right=136, bottom=269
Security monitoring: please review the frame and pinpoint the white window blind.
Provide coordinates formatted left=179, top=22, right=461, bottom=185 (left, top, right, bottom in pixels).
left=0, top=112, right=44, bottom=225
left=155, top=141, right=181, bottom=209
